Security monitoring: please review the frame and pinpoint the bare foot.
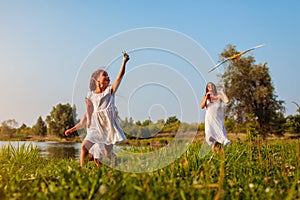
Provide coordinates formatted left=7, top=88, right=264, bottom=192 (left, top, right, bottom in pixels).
left=212, top=142, right=222, bottom=154
left=94, top=159, right=102, bottom=168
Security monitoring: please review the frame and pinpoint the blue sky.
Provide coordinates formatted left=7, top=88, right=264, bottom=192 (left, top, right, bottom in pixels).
left=0, top=1, right=299, bottom=126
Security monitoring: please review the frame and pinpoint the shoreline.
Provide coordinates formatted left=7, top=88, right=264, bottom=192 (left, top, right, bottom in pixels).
left=0, top=132, right=297, bottom=145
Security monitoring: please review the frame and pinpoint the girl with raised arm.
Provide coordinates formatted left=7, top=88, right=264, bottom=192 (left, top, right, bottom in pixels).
left=84, top=53, right=130, bottom=165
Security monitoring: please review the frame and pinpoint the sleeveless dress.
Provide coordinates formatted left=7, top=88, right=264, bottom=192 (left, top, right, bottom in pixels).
left=84, top=86, right=127, bottom=158
left=205, top=98, right=231, bottom=146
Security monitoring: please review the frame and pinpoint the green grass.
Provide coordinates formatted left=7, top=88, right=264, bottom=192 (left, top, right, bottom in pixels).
left=0, top=140, right=299, bottom=199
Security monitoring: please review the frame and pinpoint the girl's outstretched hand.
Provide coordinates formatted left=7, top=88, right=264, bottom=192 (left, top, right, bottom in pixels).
left=123, top=52, right=130, bottom=62
left=65, top=129, right=72, bottom=136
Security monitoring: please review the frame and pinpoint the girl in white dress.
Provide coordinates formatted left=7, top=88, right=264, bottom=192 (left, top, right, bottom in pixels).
left=83, top=53, right=129, bottom=166
left=200, top=82, right=231, bottom=152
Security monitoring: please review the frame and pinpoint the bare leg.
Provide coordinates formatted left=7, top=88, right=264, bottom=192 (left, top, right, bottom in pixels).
left=88, top=153, right=94, bottom=161
left=80, top=140, right=93, bottom=167
left=212, top=142, right=219, bottom=153
left=104, top=144, right=113, bottom=157
left=104, top=144, right=116, bottom=165
left=94, top=158, right=101, bottom=167
left=80, top=143, right=88, bottom=167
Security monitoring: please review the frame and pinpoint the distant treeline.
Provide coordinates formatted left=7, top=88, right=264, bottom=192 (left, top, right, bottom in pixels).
left=0, top=102, right=300, bottom=141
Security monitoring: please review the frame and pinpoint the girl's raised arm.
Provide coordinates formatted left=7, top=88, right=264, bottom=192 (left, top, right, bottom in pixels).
left=219, top=88, right=229, bottom=104
left=200, top=92, right=211, bottom=109
left=111, top=53, right=130, bottom=94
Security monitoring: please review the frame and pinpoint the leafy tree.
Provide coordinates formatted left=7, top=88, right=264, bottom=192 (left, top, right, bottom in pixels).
left=163, top=116, right=180, bottom=133
left=16, top=123, right=32, bottom=136
left=142, top=119, right=152, bottom=126
left=0, top=119, right=18, bottom=137
left=165, top=116, right=179, bottom=125
left=286, top=102, right=300, bottom=134
left=32, top=116, right=47, bottom=136
left=220, top=44, right=284, bottom=137
left=45, top=103, right=78, bottom=138
left=135, top=120, right=142, bottom=126
left=287, top=115, right=300, bottom=134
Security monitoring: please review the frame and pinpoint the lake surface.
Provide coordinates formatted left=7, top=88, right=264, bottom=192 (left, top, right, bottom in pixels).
left=0, top=141, right=82, bottom=160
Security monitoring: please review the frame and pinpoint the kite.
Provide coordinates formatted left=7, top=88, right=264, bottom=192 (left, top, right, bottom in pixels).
left=208, top=44, right=266, bottom=73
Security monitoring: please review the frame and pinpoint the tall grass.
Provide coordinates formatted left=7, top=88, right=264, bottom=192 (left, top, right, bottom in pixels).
left=0, top=140, right=299, bottom=199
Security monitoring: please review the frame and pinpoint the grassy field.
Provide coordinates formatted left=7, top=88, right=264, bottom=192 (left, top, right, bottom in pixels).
left=0, top=137, right=299, bottom=200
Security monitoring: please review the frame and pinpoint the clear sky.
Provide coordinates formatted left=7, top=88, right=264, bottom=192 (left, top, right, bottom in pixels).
left=0, top=1, right=299, bottom=126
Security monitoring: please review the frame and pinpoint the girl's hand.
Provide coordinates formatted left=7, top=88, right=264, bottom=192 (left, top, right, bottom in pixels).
left=123, top=52, right=130, bottom=62
left=206, top=91, right=212, bottom=98
left=65, top=129, right=72, bottom=136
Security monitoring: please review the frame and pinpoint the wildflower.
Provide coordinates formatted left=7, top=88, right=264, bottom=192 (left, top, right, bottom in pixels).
left=249, top=183, right=254, bottom=188
left=264, top=177, right=270, bottom=183
left=98, top=184, right=108, bottom=195
left=284, top=164, right=289, bottom=169
left=200, top=170, right=204, bottom=178
left=265, top=187, right=270, bottom=193
left=268, top=171, right=274, bottom=175
left=274, top=180, right=280, bottom=185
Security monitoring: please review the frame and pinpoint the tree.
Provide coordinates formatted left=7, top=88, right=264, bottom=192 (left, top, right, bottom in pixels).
left=286, top=102, right=300, bottom=134
left=163, top=116, right=180, bottom=133
left=32, top=116, right=47, bottom=136
left=220, top=44, right=284, bottom=137
left=0, top=119, right=18, bottom=137
left=142, top=119, right=152, bottom=126
left=165, top=116, right=179, bottom=125
left=45, top=103, right=78, bottom=138
left=16, top=123, right=32, bottom=136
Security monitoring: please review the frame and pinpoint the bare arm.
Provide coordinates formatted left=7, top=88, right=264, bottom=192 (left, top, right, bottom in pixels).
left=65, top=113, right=87, bottom=136
left=219, top=88, right=229, bottom=104
left=86, top=98, right=94, bottom=128
left=111, top=53, right=130, bottom=94
left=200, top=93, right=210, bottom=109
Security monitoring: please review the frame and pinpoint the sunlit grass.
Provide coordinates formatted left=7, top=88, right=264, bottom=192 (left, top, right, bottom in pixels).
left=0, top=140, right=299, bottom=199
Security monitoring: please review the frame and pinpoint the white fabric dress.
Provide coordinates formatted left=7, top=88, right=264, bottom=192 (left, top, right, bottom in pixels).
left=84, top=86, right=127, bottom=158
left=205, top=98, right=230, bottom=146
left=89, top=143, right=105, bottom=160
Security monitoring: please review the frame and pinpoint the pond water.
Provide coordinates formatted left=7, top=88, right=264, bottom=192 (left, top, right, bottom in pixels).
left=0, top=141, right=131, bottom=160
left=0, top=141, right=82, bottom=160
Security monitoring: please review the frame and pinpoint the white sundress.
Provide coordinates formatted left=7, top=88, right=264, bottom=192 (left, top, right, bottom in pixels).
left=205, top=98, right=230, bottom=146
left=89, top=143, right=105, bottom=160
left=84, top=86, right=127, bottom=157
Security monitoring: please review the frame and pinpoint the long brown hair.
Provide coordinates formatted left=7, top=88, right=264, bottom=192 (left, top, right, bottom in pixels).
left=89, top=69, right=105, bottom=91
left=206, top=82, right=217, bottom=94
